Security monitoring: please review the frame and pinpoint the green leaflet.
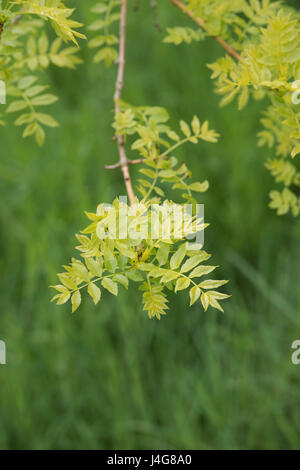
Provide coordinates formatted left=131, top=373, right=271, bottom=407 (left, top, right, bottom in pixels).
left=114, top=274, right=129, bottom=290
left=199, top=280, right=229, bottom=290
left=170, top=244, right=186, bottom=270
left=88, top=1, right=120, bottom=67
left=85, top=257, right=103, bottom=278
left=201, top=291, right=231, bottom=313
left=88, top=283, right=101, bottom=305
left=189, top=265, right=217, bottom=278
left=71, top=291, right=81, bottom=313
left=101, top=278, right=118, bottom=296
left=156, top=243, right=170, bottom=266
left=189, top=286, right=201, bottom=306
left=142, top=284, right=169, bottom=320
left=164, top=27, right=206, bottom=45
left=58, top=273, right=77, bottom=291
left=175, top=277, right=191, bottom=292
left=180, top=255, right=206, bottom=273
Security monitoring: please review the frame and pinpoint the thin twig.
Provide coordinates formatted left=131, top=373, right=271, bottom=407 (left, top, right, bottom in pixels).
left=150, top=0, right=162, bottom=32
left=113, top=0, right=135, bottom=206
left=10, top=5, right=26, bottom=27
left=105, top=154, right=169, bottom=170
left=11, top=14, right=23, bottom=26
left=170, top=0, right=241, bottom=62
left=105, top=158, right=145, bottom=170
left=2, top=6, right=25, bottom=37
left=0, top=15, right=21, bottom=39
left=134, top=0, right=140, bottom=11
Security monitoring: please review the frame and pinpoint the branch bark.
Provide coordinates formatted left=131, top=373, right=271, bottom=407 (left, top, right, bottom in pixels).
left=105, top=158, right=147, bottom=170
left=170, top=0, right=241, bottom=62
left=113, top=0, right=135, bottom=206
left=105, top=154, right=168, bottom=170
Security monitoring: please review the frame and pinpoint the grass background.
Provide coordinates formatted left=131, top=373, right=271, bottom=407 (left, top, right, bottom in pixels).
left=0, top=0, right=300, bottom=449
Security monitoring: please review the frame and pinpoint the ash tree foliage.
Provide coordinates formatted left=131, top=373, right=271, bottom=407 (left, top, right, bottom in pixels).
left=167, top=0, right=300, bottom=217
left=51, top=113, right=229, bottom=319
left=2, top=0, right=299, bottom=319
left=50, top=0, right=229, bottom=319
left=0, top=0, right=85, bottom=145
left=0, top=0, right=228, bottom=320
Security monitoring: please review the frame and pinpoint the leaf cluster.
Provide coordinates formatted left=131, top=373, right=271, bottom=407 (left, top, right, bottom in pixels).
left=0, top=0, right=84, bottom=144
left=167, top=1, right=300, bottom=216
left=52, top=198, right=229, bottom=318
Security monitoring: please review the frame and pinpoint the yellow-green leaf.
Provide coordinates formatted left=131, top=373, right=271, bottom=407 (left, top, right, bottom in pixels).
left=156, top=243, right=170, bottom=266
left=180, top=255, right=203, bottom=273
left=189, top=181, right=209, bottom=192
left=101, top=277, right=118, bottom=296
left=175, top=277, right=190, bottom=292
left=199, top=279, right=229, bottom=289
left=201, top=292, right=209, bottom=311
left=189, top=285, right=201, bottom=306
left=71, top=290, right=81, bottom=312
left=180, top=120, right=191, bottom=138
left=189, top=265, right=217, bottom=278
left=191, top=115, right=201, bottom=135
left=58, top=273, right=77, bottom=290
left=170, top=243, right=186, bottom=270
left=114, top=274, right=128, bottom=289
left=88, top=283, right=101, bottom=304
left=56, top=291, right=71, bottom=305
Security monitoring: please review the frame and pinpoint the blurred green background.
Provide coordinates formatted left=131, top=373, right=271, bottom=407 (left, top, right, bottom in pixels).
left=0, top=0, right=300, bottom=450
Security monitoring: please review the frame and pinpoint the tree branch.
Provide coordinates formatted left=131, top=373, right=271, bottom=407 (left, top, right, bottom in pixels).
left=11, top=14, right=23, bottom=26
left=105, top=154, right=169, bottom=170
left=105, top=158, right=145, bottom=170
left=170, top=0, right=241, bottom=62
left=150, top=0, right=162, bottom=32
left=113, top=0, right=135, bottom=206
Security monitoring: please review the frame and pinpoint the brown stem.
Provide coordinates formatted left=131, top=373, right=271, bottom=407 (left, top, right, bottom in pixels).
left=9, top=6, right=26, bottom=28
left=12, top=14, right=23, bottom=26
left=170, top=0, right=241, bottom=62
left=150, top=0, right=162, bottom=32
left=0, top=16, right=21, bottom=40
left=105, top=158, right=145, bottom=170
left=113, top=0, right=135, bottom=206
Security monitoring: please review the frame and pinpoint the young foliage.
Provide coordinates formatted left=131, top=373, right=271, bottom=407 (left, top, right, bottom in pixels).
left=51, top=195, right=230, bottom=319
left=2, top=0, right=299, bottom=321
left=50, top=0, right=231, bottom=320
left=164, top=26, right=206, bottom=45
left=1, top=1, right=232, bottom=320
left=88, top=1, right=121, bottom=66
left=0, top=0, right=84, bottom=145
left=167, top=0, right=300, bottom=216
left=14, top=0, right=86, bottom=45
